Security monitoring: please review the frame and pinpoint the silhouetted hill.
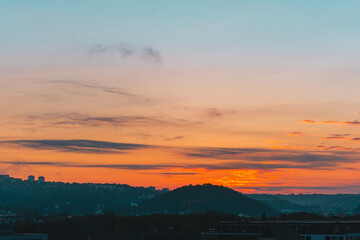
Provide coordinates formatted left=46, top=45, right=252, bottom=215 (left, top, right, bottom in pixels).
left=0, top=175, right=168, bottom=216
left=247, top=194, right=319, bottom=213
left=138, top=184, right=277, bottom=216
left=247, top=194, right=360, bottom=215
left=353, top=205, right=360, bottom=214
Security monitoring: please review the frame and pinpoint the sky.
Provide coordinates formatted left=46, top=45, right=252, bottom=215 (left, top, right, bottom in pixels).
left=1, top=1, right=360, bottom=193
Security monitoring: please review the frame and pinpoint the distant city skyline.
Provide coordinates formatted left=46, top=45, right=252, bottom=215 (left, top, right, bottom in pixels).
left=1, top=1, right=360, bottom=193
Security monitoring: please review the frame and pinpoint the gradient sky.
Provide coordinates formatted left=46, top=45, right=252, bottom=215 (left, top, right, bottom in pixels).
left=2, top=1, right=360, bottom=193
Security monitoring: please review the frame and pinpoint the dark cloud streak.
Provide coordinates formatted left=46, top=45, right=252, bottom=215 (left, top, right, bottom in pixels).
left=301, top=120, right=360, bottom=125
left=87, top=43, right=162, bottom=63
left=0, top=140, right=149, bottom=154
left=206, top=108, right=223, bottom=118
left=23, top=112, right=201, bottom=129
left=1, top=139, right=360, bottom=170
left=50, top=80, right=148, bottom=100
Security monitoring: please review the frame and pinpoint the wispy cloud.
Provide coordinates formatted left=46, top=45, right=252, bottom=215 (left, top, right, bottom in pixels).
left=22, top=112, right=201, bottom=129
left=322, top=134, right=351, bottom=140
left=0, top=160, right=28, bottom=174
left=286, top=132, right=304, bottom=137
left=183, top=146, right=360, bottom=170
left=301, top=120, right=360, bottom=125
left=184, top=147, right=273, bottom=159
left=319, top=134, right=360, bottom=144
left=205, top=108, right=223, bottom=118
left=203, top=107, right=238, bottom=118
left=141, top=47, right=162, bottom=63
left=1, top=156, right=357, bottom=172
left=0, top=139, right=150, bottom=154
left=49, top=80, right=150, bottom=101
left=269, top=145, right=304, bottom=150
left=316, top=145, right=358, bottom=151
left=18, top=80, right=150, bottom=104
left=0, top=160, right=180, bottom=170
left=2, top=139, right=360, bottom=170
left=87, top=43, right=162, bottom=63
left=157, top=172, right=199, bottom=176
left=87, top=43, right=135, bottom=57
left=164, top=136, right=185, bottom=141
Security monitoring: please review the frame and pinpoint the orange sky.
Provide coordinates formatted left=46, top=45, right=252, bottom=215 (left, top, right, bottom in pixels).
left=1, top=109, right=360, bottom=193
left=2, top=1, right=360, bottom=193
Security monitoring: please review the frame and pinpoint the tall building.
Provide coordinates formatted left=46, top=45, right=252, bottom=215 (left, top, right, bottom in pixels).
left=28, top=175, right=35, bottom=182
left=38, top=176, right=45, bottom=183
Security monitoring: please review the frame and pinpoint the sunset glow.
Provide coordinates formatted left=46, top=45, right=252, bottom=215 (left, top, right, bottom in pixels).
left=2, top=1, right=360, bottom=193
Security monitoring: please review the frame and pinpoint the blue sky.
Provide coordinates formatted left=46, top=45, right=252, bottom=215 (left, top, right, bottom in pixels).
left=2, top=1, right=360, bottom=60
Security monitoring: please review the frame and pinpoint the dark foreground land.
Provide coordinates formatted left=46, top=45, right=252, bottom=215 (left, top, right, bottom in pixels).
left=10, top=212, right=360, bottom=240
left=13, top=211, right=240, bottom=240
left=3, top=175, right=360, bottom=218
left=3, top=176, right=360, bottom=239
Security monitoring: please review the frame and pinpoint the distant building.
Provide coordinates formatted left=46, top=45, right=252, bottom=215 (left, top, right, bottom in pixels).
left=10, top=177, right=22, bottom=183
left=28, top=175, right=35, bottom=182
left=0, top=233, right=47, bottom=240
left=202, top=220, right=360, bottom=240
left=0, top=213, right=17, bottom=224
left=0, top=175, right=10, bottom=181
left=38, top=176, right=45, bottom=183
